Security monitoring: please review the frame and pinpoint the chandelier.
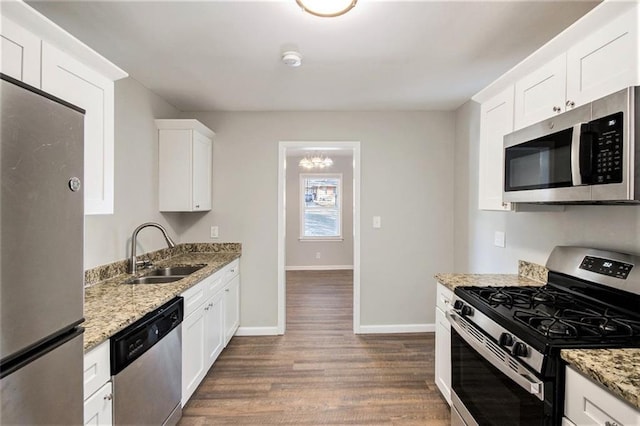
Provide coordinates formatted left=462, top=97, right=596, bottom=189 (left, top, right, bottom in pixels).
left=295, top=0, right=358, bottom=18
left=299, top=153, right=334, bottom=169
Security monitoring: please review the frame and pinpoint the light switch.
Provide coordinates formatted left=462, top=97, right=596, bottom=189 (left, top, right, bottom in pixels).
left=373, top=216, right=381, bottom=229
left=494, top=231, right=505, bottom=248
left=210, top=226, right=219, bottom=239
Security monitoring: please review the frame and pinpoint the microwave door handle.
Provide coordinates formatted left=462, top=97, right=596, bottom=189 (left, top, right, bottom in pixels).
left=579, top=130, right=595, bottom=183
left=571, top=123, right=585, bottom=185
left=446, top=310, right=545, bottom=401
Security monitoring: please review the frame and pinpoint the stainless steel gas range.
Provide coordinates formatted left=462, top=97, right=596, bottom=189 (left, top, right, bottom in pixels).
left=448, top=246, right=640, bottom=426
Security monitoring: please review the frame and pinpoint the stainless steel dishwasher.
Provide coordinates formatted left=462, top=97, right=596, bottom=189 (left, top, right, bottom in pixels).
left=111, top=297, right=183, bottom=426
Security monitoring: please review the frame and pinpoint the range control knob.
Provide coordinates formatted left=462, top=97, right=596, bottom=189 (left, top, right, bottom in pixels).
left=453, top=300, right=464, bottom=310
left=461, top=305, right=474, bottom=317
left=513, top=342, right=529, bottom=357
left=499, top=333, right=514, bottom=347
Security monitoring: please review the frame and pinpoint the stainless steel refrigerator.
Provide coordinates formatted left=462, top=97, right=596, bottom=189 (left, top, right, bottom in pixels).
left=0, top=73, right=85, bottom=424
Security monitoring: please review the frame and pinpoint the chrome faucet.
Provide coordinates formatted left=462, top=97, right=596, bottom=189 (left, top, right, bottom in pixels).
left=129, top=222, right=176, bottom=274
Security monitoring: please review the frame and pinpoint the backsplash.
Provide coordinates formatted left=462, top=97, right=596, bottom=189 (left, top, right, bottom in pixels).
left=84, top=242, right=241, bottom=287
left=518, top=260, right=548, bottom=284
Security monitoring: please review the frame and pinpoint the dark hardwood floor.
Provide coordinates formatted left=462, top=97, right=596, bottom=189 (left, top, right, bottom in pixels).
left=180, top=270, right=450, bottom=425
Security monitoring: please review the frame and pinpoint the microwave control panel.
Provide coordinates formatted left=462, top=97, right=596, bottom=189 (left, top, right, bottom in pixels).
left=589, top=112, right=623, bottom=184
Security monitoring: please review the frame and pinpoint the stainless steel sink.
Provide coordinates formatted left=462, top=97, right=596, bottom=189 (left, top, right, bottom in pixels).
left=148, top=264, right=206, bottom=277
left=125, top=276, right=184, bottom=285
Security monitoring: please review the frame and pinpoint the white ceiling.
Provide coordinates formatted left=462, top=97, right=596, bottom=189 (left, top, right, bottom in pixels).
left=27, top=0, right=599, bottom=112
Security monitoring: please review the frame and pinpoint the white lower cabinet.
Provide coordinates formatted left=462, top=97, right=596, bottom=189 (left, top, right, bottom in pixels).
left=181, top=261, right=240, bottom=406
left=181, top=301, right=207, bottom=406
left=224, top=274, right=240, bottom=346
left=83, top=382, right=113, bottom=426
left=434, top=282, right=453, bottom=405
left=564, top=365, right=640, bottom=425
left=83, top=341, right=112, bottom=426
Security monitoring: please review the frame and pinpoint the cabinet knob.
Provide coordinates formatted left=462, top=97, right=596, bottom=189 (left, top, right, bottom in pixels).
left=566, top=100, right=575, bottom=108
left=225, top=288, right=230, bottom=292
left=553, top=106, right=562, bottom=112
left=204, top=306, right=209, bottom=311
left=195, top=204, right=200, bottom=209
left=104, top=393, right=113, bottom=401
left=605, top=422, right=619, bottom=426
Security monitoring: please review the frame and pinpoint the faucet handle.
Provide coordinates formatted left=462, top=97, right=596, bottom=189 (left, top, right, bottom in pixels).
left=136, top=259, right=153, bottom=269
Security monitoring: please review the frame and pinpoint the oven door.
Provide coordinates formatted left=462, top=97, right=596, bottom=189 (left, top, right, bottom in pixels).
left=448, top=311, right=553, bottom=426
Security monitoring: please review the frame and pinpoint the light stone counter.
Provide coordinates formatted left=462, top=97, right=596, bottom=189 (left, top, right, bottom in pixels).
left=83, top=245, right=240, bottom=352
left=434, top=273, right=543, bottom=292
left=561, top=348, right=640, bottom=410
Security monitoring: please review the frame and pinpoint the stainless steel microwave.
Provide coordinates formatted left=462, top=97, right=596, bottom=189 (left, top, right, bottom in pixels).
left=503, top=87, right=639, bottom=204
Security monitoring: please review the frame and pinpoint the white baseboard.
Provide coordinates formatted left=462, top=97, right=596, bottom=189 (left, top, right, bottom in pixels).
left=285, top=265, right=354, bottom=271
left=357, top=323, right=435, bottom=334
left=235, top=326, right=281, bottom=336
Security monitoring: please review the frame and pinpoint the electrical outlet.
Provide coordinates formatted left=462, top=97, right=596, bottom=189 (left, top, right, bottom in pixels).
left=316, top=252, right=321, bottom=259
left=373, top=216, right=381, bottom=229
left=210, top=226, right=219, bottom=239
left=494, top=231, right=505, bottom=248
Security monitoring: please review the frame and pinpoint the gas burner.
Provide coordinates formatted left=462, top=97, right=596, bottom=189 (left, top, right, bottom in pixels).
left=531, top=290, right=555, bottom=304
left=537, top=319, right=577, bottom=337
left=489, top=292, right=512, bottom=305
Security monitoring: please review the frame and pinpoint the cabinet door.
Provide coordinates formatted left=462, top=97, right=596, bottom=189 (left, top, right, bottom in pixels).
left=204, top=291, right=225, bottom=368
left=478, top=86, right=514, bottom=211
left=181, top=304, right=206, bottom=406
left=41, top=42, right=115, bottom=215
left=514, top=54, right=567, bottom=130
left=567, top=8, right=638, bottom=107
left=564, top=366, right=640, bottom=425
left=224, top=275, right=240, bottom=346
left=434, top=307, right=451, bottom=405
left=192, top=131, right=212, bottom=211
left=0, top=17, right=40, bottom=87
left=83, top=382, right=113, bottom=426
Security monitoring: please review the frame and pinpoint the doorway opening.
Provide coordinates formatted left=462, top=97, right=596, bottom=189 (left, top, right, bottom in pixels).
left=277, top=141, right=361, bottom=334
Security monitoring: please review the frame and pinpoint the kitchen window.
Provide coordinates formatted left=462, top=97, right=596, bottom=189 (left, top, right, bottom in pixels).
left=300, top=174, right=342, bottom=240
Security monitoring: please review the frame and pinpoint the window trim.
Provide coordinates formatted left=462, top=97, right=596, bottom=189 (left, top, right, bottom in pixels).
left=299, top=173, right=343, bottom=241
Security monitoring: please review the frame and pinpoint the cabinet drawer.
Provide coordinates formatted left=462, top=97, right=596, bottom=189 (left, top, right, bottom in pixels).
left=205, top=270, right=224, bottom=301
left=565, top=366, right=640, bottom=425
left=223, top=259, right=240, bottom=283
left=436, top=282, right=453, bottom=313
left=181, top=279, right=207, bottom=318
left=83, top=341, right=110, bottom=398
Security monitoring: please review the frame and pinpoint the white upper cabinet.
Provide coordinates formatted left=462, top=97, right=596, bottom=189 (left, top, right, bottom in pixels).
left=42, top=43, right=115, bottom=215
left=566, top=7, right=638, bottom=107
left=514, top=6, right=638, bottom=131
left=156, top=119, right=215, bottom=212
left=1, top=16, right=40, bottom=87
left=0, top=3, right=127, bottom=215
left=514, top=54, right=567, bottom=130
left=479, top=86, right=514, bottom=211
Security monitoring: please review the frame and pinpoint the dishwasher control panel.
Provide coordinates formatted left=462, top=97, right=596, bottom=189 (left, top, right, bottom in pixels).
left=110, top=297, right=183, bottom=375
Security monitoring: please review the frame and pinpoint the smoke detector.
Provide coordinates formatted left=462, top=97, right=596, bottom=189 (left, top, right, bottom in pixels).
left=282, top=51, right=302, bottom=67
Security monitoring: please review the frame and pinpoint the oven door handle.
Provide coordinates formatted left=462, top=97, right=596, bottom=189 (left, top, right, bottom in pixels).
left=447, top=310, right=545, bottom=401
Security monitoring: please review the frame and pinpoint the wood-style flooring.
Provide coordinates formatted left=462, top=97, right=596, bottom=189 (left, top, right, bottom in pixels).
left=180, top=270, right=450, bottom=425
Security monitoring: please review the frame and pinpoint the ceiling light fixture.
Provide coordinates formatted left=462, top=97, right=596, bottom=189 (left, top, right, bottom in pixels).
left=282, top=50, right=303, bottom=67
left=299, top=153, right=334, bottom=169
left=295, top=0, right=357, bottom=18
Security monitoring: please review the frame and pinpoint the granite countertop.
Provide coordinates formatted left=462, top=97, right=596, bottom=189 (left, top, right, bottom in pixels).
left=561, top=348, right=640, bottom=409
left=434, top=273, right=544, bottom=291
left=83, top=251, right=240, bottom=352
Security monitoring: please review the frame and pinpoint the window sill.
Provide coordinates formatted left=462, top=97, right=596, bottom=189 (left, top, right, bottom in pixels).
left=298, top=238, right=344, bottom=242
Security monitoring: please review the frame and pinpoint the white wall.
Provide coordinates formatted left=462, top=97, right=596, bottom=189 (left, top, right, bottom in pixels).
left=176, top=111, right=455, bottom=328
left=453, top=100, right=640, bottom=273
left=84, top=77, right=181, bottom=269
left=286, top=155, right=353, bottom=269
